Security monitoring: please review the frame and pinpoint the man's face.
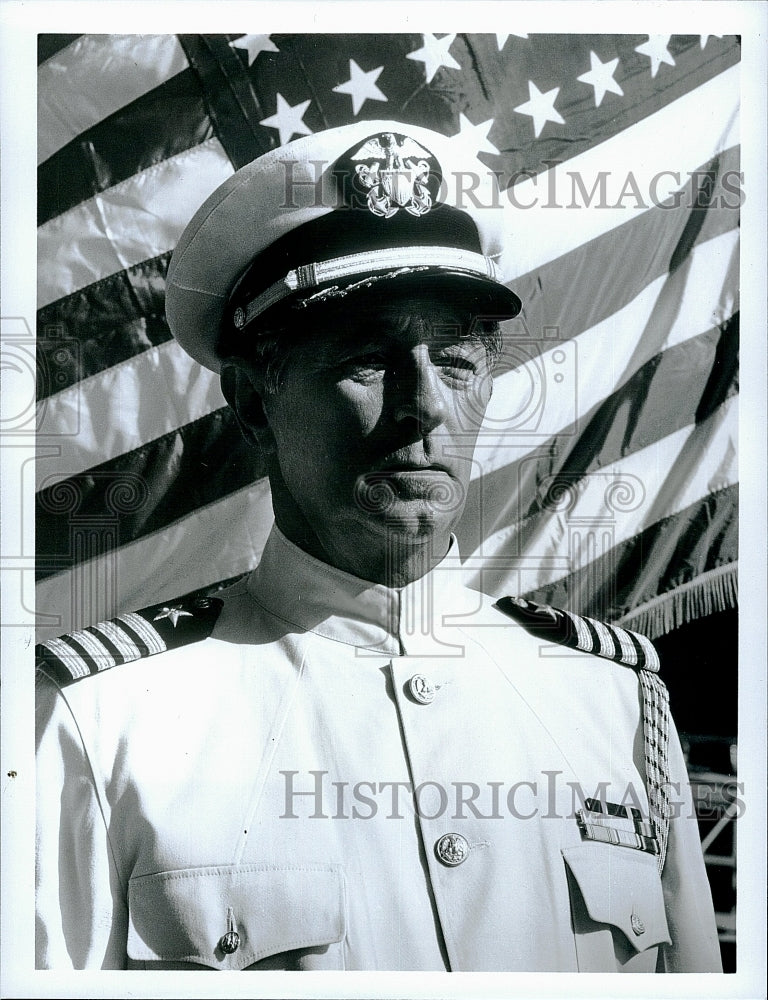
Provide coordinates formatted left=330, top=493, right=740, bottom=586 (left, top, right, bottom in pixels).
left=258, top=292, right=495, bottom=581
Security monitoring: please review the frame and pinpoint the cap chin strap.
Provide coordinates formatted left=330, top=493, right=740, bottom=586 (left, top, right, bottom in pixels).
left=233, top=245, right=502, bottom=330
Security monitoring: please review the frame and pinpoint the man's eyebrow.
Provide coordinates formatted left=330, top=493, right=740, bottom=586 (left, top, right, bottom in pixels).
left=356, top=312, right=473, bottom=336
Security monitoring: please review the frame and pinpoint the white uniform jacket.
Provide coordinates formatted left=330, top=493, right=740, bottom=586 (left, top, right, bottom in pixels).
left=36, top=528, right=722, bottom=972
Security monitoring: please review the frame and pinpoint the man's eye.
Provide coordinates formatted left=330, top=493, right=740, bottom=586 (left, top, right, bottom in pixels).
left=433, top=351, right=481, bottom=377
left=436, top=355, right=474, bottom=371
left=336, top=352, right=389, bottom=378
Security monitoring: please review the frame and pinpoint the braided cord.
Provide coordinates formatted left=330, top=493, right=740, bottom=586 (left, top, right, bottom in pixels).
left=638, top=668, right=671, bottom=873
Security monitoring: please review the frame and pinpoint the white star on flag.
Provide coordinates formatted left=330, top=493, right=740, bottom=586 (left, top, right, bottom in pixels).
left=577, top=51, right=624, bottom=107
left=153, top=606, right=193, bottom=627
left=260, top=93, right=312, bottom=145
left=497, top=33, right=529, bottom=50
left=514, top=81, right=564, bottom=138
left=450, top=114, right=499, bottom=157
left=635, top=36, right=676, bottom=77
left=406, top=33, right=461, bottom=84
left=230, top=34, right=279, bottom=66
left=332, top=59, right=388, bottom=115
left=700, top=35, right=723, bottom=49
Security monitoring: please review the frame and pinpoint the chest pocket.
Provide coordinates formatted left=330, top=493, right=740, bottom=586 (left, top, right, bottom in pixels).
left=127, top=863, right=346, bottom=970
left=563, top=843, right=671, bottom=973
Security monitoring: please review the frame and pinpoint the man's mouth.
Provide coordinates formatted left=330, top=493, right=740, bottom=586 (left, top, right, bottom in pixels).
left=361, top=464, right=454, bottom=501
left=377, top=463, right=448, bottom=474
left=373, top=453, right=451, bottom=475
left=354, top=462, right=463, bottom=514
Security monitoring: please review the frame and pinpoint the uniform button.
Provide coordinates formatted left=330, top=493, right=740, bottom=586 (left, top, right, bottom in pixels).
left=219, top=929, right=240, bottom=954
left=630, top=912, right=646, bottom=936
left=408, top=674, right=436, bottom=704
left=435, top=832, right=470, bottom=867
left=219, top=906, right=240, bottom=953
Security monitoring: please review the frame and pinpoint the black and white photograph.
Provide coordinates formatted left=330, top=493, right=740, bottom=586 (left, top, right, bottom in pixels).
left=1, top=2, right=766, bottom=998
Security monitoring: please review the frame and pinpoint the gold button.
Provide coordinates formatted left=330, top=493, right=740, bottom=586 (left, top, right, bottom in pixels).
left=408, top=674, right=436, bottom=704
left=435, top=833, right=469, bottom=867
left=631, top=912, right=646, bottom=936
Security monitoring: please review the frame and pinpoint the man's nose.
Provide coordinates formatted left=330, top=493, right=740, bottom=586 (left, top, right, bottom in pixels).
left=393, top=349, right=449, bottom=434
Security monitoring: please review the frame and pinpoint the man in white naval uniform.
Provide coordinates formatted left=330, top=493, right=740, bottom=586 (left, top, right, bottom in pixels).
left=35, top=120, right=722, bottom=972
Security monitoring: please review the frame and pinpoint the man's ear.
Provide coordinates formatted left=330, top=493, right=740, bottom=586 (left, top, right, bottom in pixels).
left=220, top=359, right=276, bottom=454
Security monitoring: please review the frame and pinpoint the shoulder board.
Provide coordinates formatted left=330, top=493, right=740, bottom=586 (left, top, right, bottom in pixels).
left=35, top=596, right=223, bottom=687
left=494, top=596, right=660, bottom=673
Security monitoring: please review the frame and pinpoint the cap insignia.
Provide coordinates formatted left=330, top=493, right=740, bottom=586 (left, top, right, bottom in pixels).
left=346, top=132, right=441, bottom=219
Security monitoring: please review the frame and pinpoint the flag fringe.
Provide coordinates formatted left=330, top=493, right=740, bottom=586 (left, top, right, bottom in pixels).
left=616, top=563, right=738, bottom=640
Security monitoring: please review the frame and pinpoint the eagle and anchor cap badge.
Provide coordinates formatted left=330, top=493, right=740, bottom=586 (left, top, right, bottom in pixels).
left=166, top=119, right=521, bottom=373
left=348, top=131, right=438, bottom=218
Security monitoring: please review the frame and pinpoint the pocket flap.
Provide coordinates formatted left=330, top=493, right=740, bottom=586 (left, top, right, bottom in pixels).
left=562, top=843, right=671, bottom=952
left=127, top=863, right=345, bottom=969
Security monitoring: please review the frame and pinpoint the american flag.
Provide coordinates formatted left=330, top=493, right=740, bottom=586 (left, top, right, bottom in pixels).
left=35, top=32, right=739, bottom=644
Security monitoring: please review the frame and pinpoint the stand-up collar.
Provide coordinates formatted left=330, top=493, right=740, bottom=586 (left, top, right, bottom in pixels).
left=246, top=526, right=478, bottom=655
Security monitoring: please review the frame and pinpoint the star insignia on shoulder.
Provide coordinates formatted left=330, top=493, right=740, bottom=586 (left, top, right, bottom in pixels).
left=507, top=596, right=561, bottom=623
left=153, top=606, right=194, bottom=627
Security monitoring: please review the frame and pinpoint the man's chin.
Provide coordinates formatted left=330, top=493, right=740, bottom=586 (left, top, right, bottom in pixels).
left=352, top=498, right=462, bottom=548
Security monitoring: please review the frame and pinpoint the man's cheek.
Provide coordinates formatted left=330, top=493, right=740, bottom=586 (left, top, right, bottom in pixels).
left=338, top=381, right=385, bottom=422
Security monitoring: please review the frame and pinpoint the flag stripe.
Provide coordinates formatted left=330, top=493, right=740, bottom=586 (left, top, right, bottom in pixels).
left=36, top=411, right=263, bottom=581
left=38, top=68, right=215, bottom=226
left=529, top=317, right=739, bottom=492
left=178, top=34, right=273, bottom=169
left=37, top=138, right=234, bottom=308
left=38, top=34, right=189, bottom=164
left=467, top=396, right=737, bottom=595
left=504, top=145, right=740, bottom=367
left=522, top=484, right=738, bottom=626
left=462, top=316, right=738, bottom=549
left=479, top=229, right=739, bottom=476
left=37, top=34, right=82, bottom=66
left=37, top=314, right=173, bottom=404
left=34, top=480, right=275, bottom=644
left=37, top=255, right=172, bottom=397
left=35, top=142, right=739, bottom=401
left=37, top=340, right=226, bottom=491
